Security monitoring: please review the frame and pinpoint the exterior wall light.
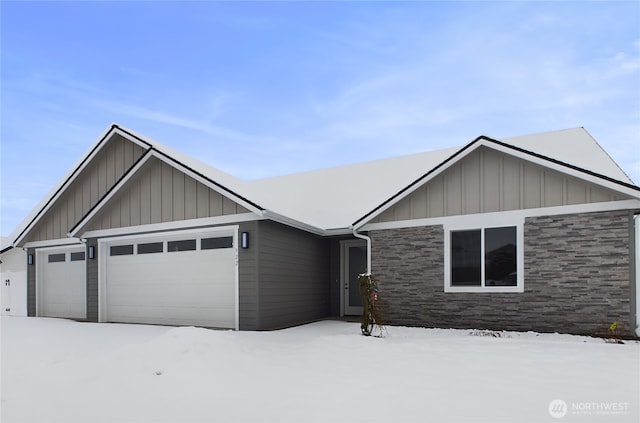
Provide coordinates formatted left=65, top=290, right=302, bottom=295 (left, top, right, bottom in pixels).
left=28, top=254, right=34, bottom=265
left=88, top=245, right=95, bottom=259
left=241, top=232, right=249, bottom=249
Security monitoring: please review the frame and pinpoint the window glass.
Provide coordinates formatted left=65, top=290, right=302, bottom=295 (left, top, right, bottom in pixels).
left=110, top=245, right=134, bottom=256
left=201, top=236, right=233, bottom=250
left=48, top=253, right=66, bottom=263
left=451, top=230, right=481, bottom=286
left=485, top=227, right=517, bottom=287
left=168, top=239, right=196, bottom=252
left=138, top=242, right=163, bottom=254
left=70, top=252, right=86, bottom=261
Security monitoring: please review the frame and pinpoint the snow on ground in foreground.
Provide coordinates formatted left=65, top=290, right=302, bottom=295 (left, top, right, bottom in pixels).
left=1, top=317, right=638, bottom=423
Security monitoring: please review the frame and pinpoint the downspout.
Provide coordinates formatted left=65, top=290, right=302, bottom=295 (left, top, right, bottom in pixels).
left=352, top=226, right=372, bottom=275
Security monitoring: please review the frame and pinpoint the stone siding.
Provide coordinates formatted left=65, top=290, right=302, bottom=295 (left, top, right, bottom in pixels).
left=370, top=210, right=633, bottom=335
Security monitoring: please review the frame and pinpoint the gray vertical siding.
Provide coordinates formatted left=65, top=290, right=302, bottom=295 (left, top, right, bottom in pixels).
left=238, top=221, right=259, bottom=330
left=328, top=238, right=344, bottom=317
left=372, top=147, right=631, bottom=223
left=86, top=239, right=99, bottom=322
left=256, top=220, right=330, bottom=329
left=24, top=134, right=146, bottom=242
left=27, top=248, right=36, bottom=317
left=371, top=210, right=635, bottom=336
left=630, top=212, right=638, bottom=335
left=84, top=157, right=250, bottom=232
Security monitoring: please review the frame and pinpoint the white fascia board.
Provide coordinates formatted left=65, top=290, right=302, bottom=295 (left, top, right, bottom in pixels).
left=324, top=227, right=357, bottom=236
left=361, top=199, right=640, bottom=232
left=261, top=210, right=326, bottom=236
left=69, top=150, right=264, bottom=238
left=96, top=224, right=239, bottom=246
left=23, top=237, right=85, bottom=249
left=477, top=139, right=640, bottom=198
left=13, top=125, right=148, bottom=247
left=79, top=213, right=261, bottom=240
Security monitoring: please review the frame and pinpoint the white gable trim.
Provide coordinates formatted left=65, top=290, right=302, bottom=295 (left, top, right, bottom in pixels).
left=360, top=199, right=640, bottom=232
left=13, top=126, right=151, bottom=247
left=79, top=213, right=260, bottom=240
left=23, top=237, right=85, bottom=249
left=69, top=150, right=264, bottom=238
left=354, top=138, right=640, bottom=229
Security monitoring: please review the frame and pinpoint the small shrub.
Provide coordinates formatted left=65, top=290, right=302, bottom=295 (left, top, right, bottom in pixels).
left=358, top=273, right=385, bottom=337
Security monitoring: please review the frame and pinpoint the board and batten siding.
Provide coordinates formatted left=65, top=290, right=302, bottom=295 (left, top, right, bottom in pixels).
left=256, top=220, right=330, bottom=329
left=84, top=157, right=250, bottom=231
left=25, top=134, right=146, bottom=242
left=372, top=147, right=631, bottom=223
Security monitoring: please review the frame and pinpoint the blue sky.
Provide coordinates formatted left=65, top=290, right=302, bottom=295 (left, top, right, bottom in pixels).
left=1, top=1, right=639, bottom=237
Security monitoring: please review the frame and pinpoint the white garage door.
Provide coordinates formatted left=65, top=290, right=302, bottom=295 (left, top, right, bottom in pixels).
left=37, top=245, right=87, bottom=319
left=102, top=228, right=237, bottom=329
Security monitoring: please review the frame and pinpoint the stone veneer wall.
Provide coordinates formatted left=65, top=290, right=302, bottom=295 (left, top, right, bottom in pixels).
left=370, top=210, right=633, bottom=335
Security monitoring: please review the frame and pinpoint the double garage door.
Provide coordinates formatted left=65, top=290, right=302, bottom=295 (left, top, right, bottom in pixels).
left=102, top=229, right=238, bottom=329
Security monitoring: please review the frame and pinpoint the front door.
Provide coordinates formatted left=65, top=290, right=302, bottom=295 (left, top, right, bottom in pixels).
left=341, top=240, right=367, bottom=316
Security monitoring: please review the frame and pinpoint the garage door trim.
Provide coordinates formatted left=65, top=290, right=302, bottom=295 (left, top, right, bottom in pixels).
left=97, top=225, right=239, bottom=329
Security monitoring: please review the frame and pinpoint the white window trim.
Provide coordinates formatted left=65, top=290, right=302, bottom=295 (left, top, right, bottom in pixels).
left=443, top=216, right=524, bottom=293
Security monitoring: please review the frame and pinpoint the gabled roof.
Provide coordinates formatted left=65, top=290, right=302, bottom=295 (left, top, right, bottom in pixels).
left=9, top=124, right=264, bottom=247
left=248, top=127, right=638, bottom=230
left=351, top=128, right=639, bottom=227
left=6, top=125, right=639, bottom=246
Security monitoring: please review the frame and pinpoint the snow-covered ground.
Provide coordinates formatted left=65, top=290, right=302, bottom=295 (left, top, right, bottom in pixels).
left=1, top=317, right=638, bottom=423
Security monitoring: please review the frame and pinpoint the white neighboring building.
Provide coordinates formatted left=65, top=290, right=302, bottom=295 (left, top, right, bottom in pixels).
left=1, top=237, right=27, bottom=316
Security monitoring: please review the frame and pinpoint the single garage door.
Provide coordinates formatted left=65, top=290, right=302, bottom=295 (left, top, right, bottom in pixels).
left=103, top=229, right=237, bottom=328
left=37, top=245, right=87, bottom=319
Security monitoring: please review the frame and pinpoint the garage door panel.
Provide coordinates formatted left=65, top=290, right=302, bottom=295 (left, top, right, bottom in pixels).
left=105, top=231, right=237, bottom=328
left=39, top=246, right=86, bottom=319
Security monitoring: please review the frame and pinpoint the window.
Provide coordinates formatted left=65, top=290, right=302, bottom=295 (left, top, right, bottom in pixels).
left=202, top=236, right=233, bottom=250
left=70, top=252, right=86, bottom=261
left=138, top=242, right=163, bottom=254
left=168, top=239, right=196, bottom=252
left=110, top=245, right=134, bottom=256
left=48, top=253, right=66, bottom=263
left=445, top=223, right=522, bottom=293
